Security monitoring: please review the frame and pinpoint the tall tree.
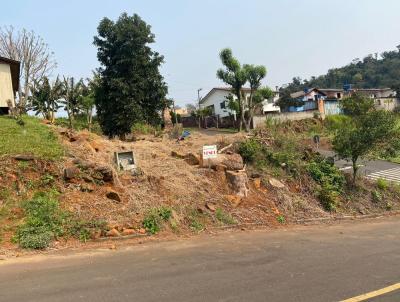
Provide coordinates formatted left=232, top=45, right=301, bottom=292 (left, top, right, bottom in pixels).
left=93, top=13, right=167, bottom=139
left=217, top=49, right=247, bottom=131
left=61, top=77, right=83, bottom=129
left=30, top=76, right=62, bottom=122
left=0, top=26, right=57, bottom=112
left=243, top=64, right=272, bottom=131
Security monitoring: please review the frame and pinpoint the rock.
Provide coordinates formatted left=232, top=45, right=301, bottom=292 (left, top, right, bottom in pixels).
left=184, top=153, right=200, bottom=165
left=201, top=153, right=244, bottom=171
left=91, top=230, right=102, bottom=240
left=122, top=229, right=136, bottom=236
left=252, top=178, right=261, bottom=189
left=106, top=190, right=122, bottom=202
left=205, top=203, right=216, bottom=212
left=171, top=151, right=185, bottom=159
left=269, top=178, right=285, bottom=189
left=106, top=228, right=120, bottom=237
left=64, top=166, right=80, bottom=180
left=226, top=170, right=248, bottom=197
left=225, top=195, right=242, bottom=207
left=214, top=164, right=227, bottom=172
left=73, top=159, right=95, bottom=169
left=251, top=173, right=262, bottom=179
left=80, top=183, right=94, bottom=192
left=138, top=228, right=147, bottom=234
left=14, top=154, right=35, bottom=161
left=82, top=175, right=94, bottom=183
left=109, top=244, right=117, bottom=250
left=94, top=166, right=113, bottom=182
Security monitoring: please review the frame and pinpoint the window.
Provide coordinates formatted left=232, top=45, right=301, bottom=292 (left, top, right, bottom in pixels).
left=220, top=101, right=226, bottom=109
left=337, top=93, right=341, bottom=99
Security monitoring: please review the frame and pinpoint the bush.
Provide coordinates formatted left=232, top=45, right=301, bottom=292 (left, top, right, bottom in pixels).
left=371, top=190, right=382, bottom=203
left=16, top=226, right=53, bottom=249
left=318, top=186, right=339, bottom=212
left=307, top=159, right=345, bottom=193
left=376, top=178, right=389, bottom=191
left=238, top=139, right=262, bottom=163
left=142, top=207, right=172, bottom=234
left=307, top=158, right=345, bottom=211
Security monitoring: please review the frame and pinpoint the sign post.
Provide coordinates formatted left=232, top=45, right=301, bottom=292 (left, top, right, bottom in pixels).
left=202, top=145, right=218, bottom=169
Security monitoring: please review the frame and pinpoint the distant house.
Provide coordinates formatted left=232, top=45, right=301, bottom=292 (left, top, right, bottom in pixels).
left=0, top=56, right=20, bottom=115
left=289, top=88, right=323, bottom=112
left=287, top=87, right=398, bottom=117
left=200, top=87, right=280, bottom=119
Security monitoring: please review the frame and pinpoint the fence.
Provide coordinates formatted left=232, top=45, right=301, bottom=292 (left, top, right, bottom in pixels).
left=252, top=110, right=318, bottom=128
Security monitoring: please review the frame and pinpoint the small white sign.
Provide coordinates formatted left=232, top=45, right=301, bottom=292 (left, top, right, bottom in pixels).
left=203, top=145, right=218, bottom=159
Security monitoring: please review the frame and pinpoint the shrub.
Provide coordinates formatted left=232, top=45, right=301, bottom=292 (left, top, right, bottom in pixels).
left=376, top=178, right=389, bottom=191
left=238, top=139, right=262, bottom=163
left=371, top=190, right=382, bottom=203
left=142, top=207, right=172, bottom=234
left=318, top=186, right=339, bottom=212
left=16, top=226, right=53, bottom=249
left=307, top=159, right=345, bottom=193
left=215, top=208, right=236, bottom=225
left=187, top=209, right=205, bottom=232
left=68, top=219, right=107, bottom=242
left=276, top=215, right=286, bottom=224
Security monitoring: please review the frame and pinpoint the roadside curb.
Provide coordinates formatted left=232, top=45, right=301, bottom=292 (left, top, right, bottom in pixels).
left=91, top=211, right=400, bottom=243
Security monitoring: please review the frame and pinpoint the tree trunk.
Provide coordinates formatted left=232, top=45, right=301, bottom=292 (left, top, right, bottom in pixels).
left=352, top=157, right=358, bottom=185
left=226, top=170, right=248, bottom=197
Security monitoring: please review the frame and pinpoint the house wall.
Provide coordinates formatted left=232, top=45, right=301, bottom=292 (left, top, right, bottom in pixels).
left=324, top=100, right=342, bottom=115
left=200, top=90, right=235, bottom=118
left=0, top=63, right=15, bottom=108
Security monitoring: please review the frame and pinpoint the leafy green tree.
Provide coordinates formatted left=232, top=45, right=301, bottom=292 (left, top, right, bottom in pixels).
left=279, top=45, right=400, bottom=97
left=340, top=92, right=374, bottom=116
left=243, top=64, right=272, bottom=131
left=30, top=76, right=62, bottom=123
left=79, top=74, right=99, bottom=131
left=61, top=76, right=83, bottom=129
left=217, top=48, right=247, bottom=131
left=93, top=12, right=167, bottom=139
left=333, top=95, right=399, bottom=184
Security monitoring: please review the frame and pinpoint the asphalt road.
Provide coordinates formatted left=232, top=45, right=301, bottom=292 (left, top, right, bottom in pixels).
left=0, top=218, right=399, bottom=302
left=317, top=149, right=400, bottom=183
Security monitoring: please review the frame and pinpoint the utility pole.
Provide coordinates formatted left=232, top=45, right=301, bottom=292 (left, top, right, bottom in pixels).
left=197, top=88, right=202, bottom=129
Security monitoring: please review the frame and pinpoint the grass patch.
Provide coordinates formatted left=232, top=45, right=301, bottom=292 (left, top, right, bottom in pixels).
left=215, top=208, right=236, bottom=225
left=0, top=115, right=63, bottom=160
left=54, top=115, right=102, bottom=135
left=13, top=190, right=108, bottom=249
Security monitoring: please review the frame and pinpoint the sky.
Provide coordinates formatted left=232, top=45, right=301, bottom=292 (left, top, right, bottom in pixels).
left=2, top=0, right=400, bottom=107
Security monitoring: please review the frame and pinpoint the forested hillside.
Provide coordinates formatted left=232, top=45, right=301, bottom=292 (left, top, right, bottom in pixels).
left=279, top=45, right=400, bottom=103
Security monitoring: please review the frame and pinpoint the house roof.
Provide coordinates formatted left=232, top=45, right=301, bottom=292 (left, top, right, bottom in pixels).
left=290, top=88, right=327, bottom=99
left=0, top=56, right=20, bottom=93
left=201, top=87, right=279, bottom=104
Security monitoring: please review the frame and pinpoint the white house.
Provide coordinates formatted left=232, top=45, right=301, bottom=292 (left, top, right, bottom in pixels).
left=200, top=87, right=280, bottom=118
left=0, top=56, right=20, bottom=115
